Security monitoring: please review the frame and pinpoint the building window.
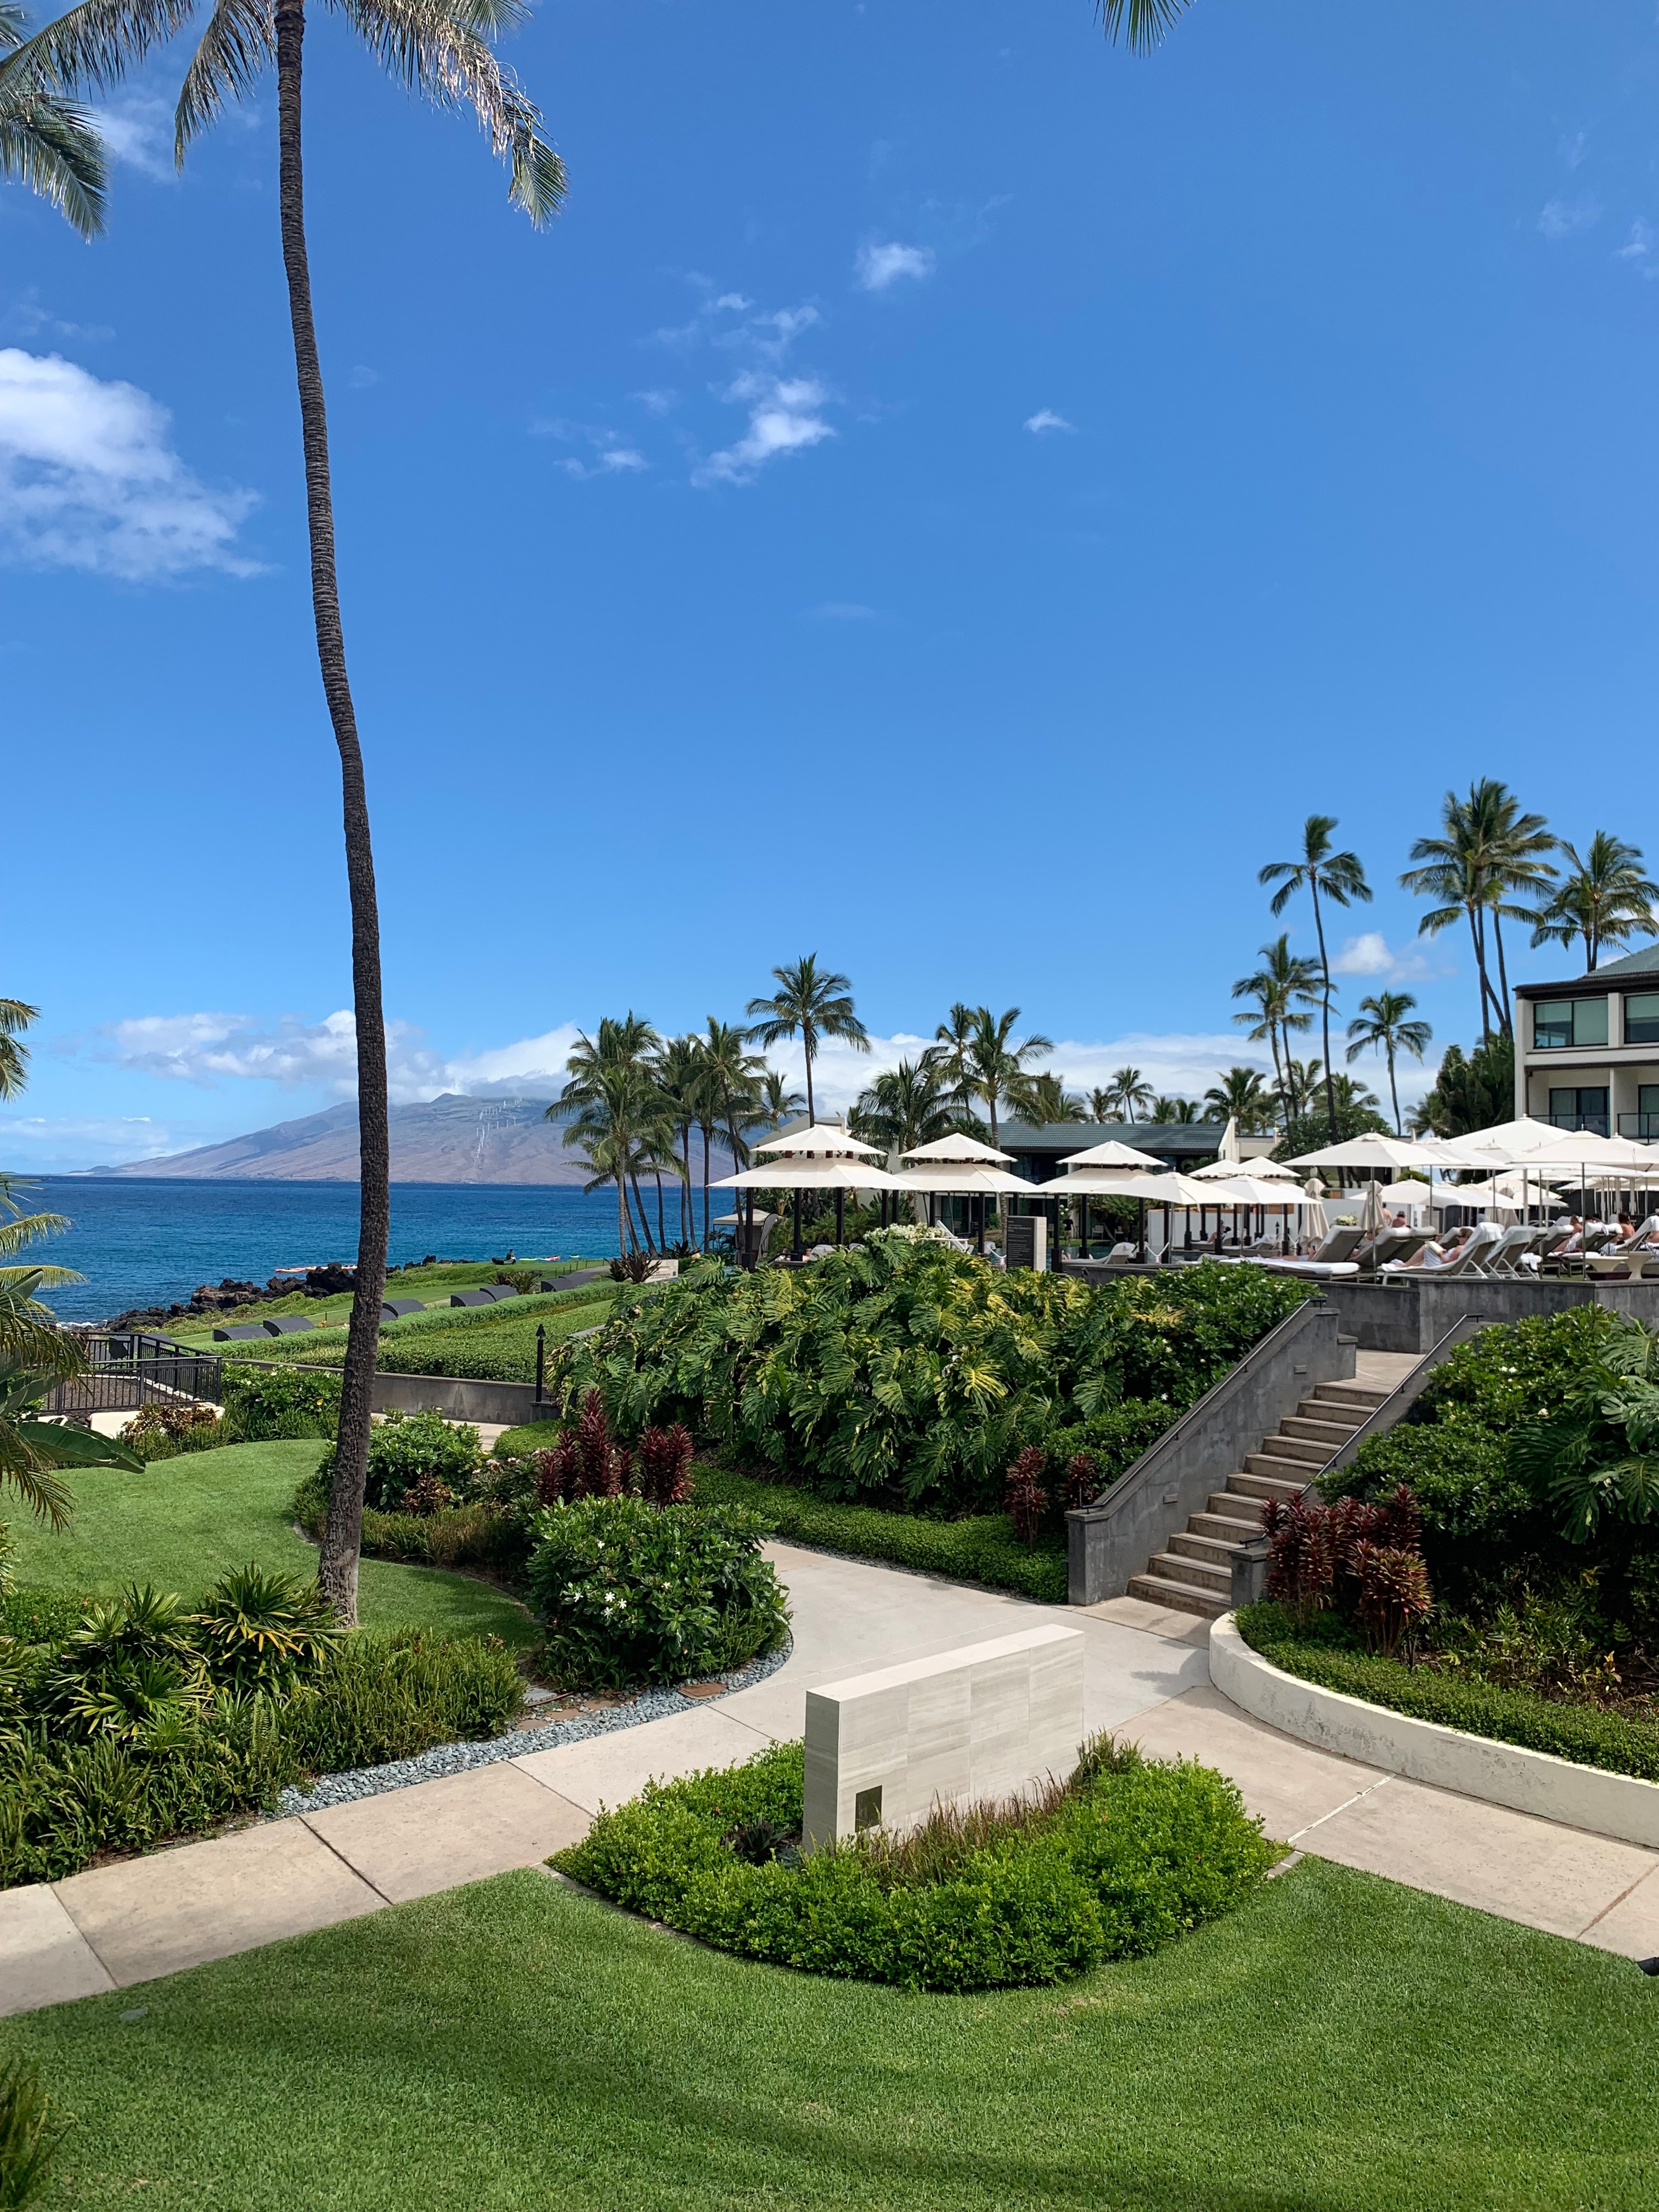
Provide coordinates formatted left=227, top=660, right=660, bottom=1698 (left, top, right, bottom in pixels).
left=1624, top=994, right=1659, bottom=1046
left=1548, top=1086, right=1609, bottom=1133
left=1630, top=1084, right=1659, bottom=1141
left=1532, top=997, right=1609, bottom=1049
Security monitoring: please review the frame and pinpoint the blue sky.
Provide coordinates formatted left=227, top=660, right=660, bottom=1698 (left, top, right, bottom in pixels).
left=6, top=1, right=1659, bottom=1168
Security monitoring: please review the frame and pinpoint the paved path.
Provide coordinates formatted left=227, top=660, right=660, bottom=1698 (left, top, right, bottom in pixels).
left=6, top=1537, right=1657, bottom=2016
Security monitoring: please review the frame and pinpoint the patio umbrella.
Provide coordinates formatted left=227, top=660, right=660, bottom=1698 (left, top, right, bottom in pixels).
left=753, top=1122, right=884, bottom=1157
left=1036, top=1167, right=1212, bottom=1263
left=888, top=1160, right=1036, bottom=1256
left=713, top=1156, right=899, bottom=1260
left=1190, top=1153, right=1300, bottom=1182
left=1058, top=1137, right=1166, bottom=1170
left=1284, top=1132, right=1452, bottom=1172
left=900, top=1133, right=1016, bottom=1164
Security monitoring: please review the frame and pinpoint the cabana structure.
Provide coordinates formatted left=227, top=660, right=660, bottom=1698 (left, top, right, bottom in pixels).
left=715, top=1122, right=895, bottom=1262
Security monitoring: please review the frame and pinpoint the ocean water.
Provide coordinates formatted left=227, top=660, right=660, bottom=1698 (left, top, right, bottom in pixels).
left=20, top=1180, right=636, bottom=1322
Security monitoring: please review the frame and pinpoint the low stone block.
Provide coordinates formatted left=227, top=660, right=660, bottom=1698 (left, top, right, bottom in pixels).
left=450, top=1290, right=495, bottom=1308
left=381, top=1299, right=425, bottom=1321
left=213, top=1324, right=267, bottom=1342
left=802, top=1625, right=1085, bottom=1850
left=262, top=1315, right=316, bottom=1335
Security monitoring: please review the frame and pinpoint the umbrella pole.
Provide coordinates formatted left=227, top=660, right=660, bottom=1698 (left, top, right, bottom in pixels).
left=928, top=1193, right=936, bottom=1229
left=792, top=1187, right=802, bottom=1260
left=975, top=1194, right=985, bottom=1256
left=1137, top=1197, right=1147, bottom=1265
left=835, top=1187, right=845, bottom=1248
left=744, top=1189, right=754, bottom=1270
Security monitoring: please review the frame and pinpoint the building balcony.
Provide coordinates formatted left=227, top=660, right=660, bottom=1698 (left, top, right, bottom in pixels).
left=1617, top=1113, right=1659, bottom=1141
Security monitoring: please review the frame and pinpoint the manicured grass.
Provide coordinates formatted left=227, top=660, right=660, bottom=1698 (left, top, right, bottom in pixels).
left=166, top=1259, right=608, bottom=1345
left=5, top=1441, right=538, bottom=1649
left=237, top=1283, right=620, bottom=1382
left=5, top=1859, right=1656, bottom=2208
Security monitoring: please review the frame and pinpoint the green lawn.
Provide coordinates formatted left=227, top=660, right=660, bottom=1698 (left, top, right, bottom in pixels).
left=7, top=1441, right=538, bottom=1649
left=4, top=1858, right=1655, bottom=2209
left=165, top=1258, right=608, bottom=1345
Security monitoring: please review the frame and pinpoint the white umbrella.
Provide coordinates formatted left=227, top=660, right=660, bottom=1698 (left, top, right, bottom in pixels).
left=1201, top=1175, right=1316, bottom=1208
left=752, top=1121, right=884, bottom=1158
left=1285, top=1132, right=1452, bottom=1171
left=714, top=1160, right=898, bottom=1190
left=1190, top=1152, right=1300, bottom=1182
left=1058, top=1137, right=1166, bottom=1170
left=1217, top=1114, right=1242, bottom=1166
left=1442, top=1116, right=1560, bottom=1160
left=900, top=1133, right=1014, bottom=1164
left=888, top=1164, right=1035, bottom=1193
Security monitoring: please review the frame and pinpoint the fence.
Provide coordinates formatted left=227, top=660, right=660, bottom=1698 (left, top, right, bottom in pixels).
left=42, top=1331, right=223, bottom=1418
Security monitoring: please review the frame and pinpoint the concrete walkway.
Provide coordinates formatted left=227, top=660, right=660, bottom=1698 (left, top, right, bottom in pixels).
left=5, top=1539, right=1657, bottom=2015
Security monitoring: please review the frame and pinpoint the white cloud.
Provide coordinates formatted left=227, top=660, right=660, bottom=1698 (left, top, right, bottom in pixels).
left=558, top=448, right=647, bottom=481
left=531, top=415, right=649, bottom=480
left=92, top=97, right=177, bottom=183
left=70, top=1011, right=586, bottom=1108
left=630, top=388, right=678, bottom=416
left=0, top=349, right=259, bottom=580
left=855, top=241, right=935, bottom=292
left=693, top=375, right=834, bottom=487
left=1024, top=409, right=1075, bottom=435
left=1330, top=932, right=1431, bottom=982
left=1538, top=195, right=1600, bottom=240
left=1561, top=129, right=1588, bottom=173
left=0, top=1114, right=177, bottom=1170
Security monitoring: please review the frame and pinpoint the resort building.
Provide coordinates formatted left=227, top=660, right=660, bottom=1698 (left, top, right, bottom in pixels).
left=997, top=1121, right=1277, bottom=1188
left=1512, top=941, right=1659, bottom=1139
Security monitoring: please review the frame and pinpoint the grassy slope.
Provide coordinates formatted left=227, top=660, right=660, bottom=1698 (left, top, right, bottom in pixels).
left=6, top=1859, right=1656, bottom=2211
left=226, top=1282, right=620, bottom=1380
left=5, top=1441, right=538, bottom=1649
left=166, top=1259, right=607, bottom=1346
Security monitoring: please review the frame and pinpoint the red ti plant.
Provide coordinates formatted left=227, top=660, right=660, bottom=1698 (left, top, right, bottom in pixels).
left=575, top=1389, right=624, bottom=1497
left=1005, top=1446, right=1048, bottom=1549
left=1065, top=1453, right=1098, bottom=1511
left=638, top=1423, right=695, bottom=1506
left=1263, top=1484, right=1433, bottom=1657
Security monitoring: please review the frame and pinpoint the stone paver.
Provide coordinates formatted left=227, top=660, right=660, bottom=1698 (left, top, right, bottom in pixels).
left=1580, top=1861, right=1659, bottom=1961
left=53, top=1816, right=385, bottom=1988
left=302, top=1763, right=590, bottom=1905
left=1120, top=1683, right=1392, bottom=1842
left=0, top=1884, right=115, bottom=2016
left=513, top=1705, right=775, bottom=1814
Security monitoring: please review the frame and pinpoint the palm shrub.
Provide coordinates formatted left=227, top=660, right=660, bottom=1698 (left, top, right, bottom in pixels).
left=546, top=1234, right=1307, bottom=1513
left=315, top=1408, right=482, bottom=1511
left=0, top=2056, right=70, bottom=2209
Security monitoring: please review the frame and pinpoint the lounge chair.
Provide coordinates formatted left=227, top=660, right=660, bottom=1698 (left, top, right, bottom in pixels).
left=1358, top=1229, right=1432, bottom=1273
left=1304, top=1225, right=1367, bottom=1266
left=1481, top=1226, right=1544, bottom=1278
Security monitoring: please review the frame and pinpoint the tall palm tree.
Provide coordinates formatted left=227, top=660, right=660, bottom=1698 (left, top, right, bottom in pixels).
left=1260, top=815, right=1371, bottom=1145
left=553, top=1017, right=663, bottom=1257
left=1148, top=1095, right=1198, bottom=1124
left=966, top=1007, right=1052, bottom=1150
left=0, top=3, right=105, bottom=233
left=851, top=1056, right=955, bottom=1156
left=1401, top=783, right=1555, bottom=1043
left=1097, top=0, right=1194, bottom=50
left=1346, top=991, right=1432, bottom=1137
left=20, top=0, right=562, bottom=1630
left=1231, top=935, right=1319, bottom=1133
left=1527, top=833, right=1659, bottom=972
left=652, top=1034, right=706, bottom=1249
left=757, top=1068, right=804, bottom=1129
left=932, top=1003, right=979, bottom=1120
left=1011, top=1070, right=1086, bottom=1124
left=746, top=955, right=868, bottom=1127
left=1101, top=1067, right=1155, bottom=1121
left=699, top=1018, right=764, bottom=1199
left=1202, top=1066, right=1272, bottom=1134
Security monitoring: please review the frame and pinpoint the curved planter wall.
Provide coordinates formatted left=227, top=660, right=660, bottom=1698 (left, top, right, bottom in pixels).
left=1210, top=1614, right=1659, bottom=1852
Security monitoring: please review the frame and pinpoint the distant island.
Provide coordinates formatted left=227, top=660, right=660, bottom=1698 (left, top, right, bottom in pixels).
left=84, top=1092, right=726, bottom=1186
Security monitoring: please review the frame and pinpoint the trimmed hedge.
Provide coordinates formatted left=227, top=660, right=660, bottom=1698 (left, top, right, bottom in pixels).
left=250, top=1285, right=620, bottom=1383
left=692, top=1464, right=1069, bottom=1604
left=292, top=1470, right=526, bottom=1575
left=1239, top=1602, right=1659, bottom=1783
left=553, top=1737, right=1279, bottom=1993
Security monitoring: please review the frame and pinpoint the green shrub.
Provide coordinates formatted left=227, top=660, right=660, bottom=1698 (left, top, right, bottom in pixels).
left=1323, top=1424, right=1549, bottom=1606
left=546, top=1238, right=1307, bottom=1515
left=0, top=1587, right=86, bottom=1647
left=120, top=1402, right=228, bottom=1463
left=526, top=1496, right=789, bottom=1690
left=0, top=2056, right=70, bottom=2207
left=0, top=1575, right=524, bottom=1888
left=315, top=1408, right=482, bottom=1511
left=221, top=1363, right=342, bottom=1441
left=1239, top=1602, right=1659, bottom=1781
left=1056, top=1399, right=1180, bottom=1488
left=293, top=1469, right=527, bottom=1576
left=692, top=1464, right=1069, bottom=1604
left=554, top=1737, right=1278, bottom=1994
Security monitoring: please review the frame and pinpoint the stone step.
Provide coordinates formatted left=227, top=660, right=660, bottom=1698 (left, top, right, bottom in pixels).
left=1229, top=1467, right=1308, bottom=1504
left=1193, top=1506, right=1265, bottom=1540
left=1146, top=1548, right=1231, bottom=1595
left=1126, top=1570, right=1229, bottom=1621
left=1294, top=1397, right=1368, bottom=1430
left=1261, top=1431, right=1330, bottom=1465
left=1168, top=1528, right=1244, bottom=1568
left=1312, top=1381, right=1389, bottom=1411
left=1282, top=1414, right=1363, bottom=1447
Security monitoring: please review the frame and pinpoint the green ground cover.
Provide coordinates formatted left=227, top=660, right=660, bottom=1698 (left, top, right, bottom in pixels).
left=165, top=1258, right=607, bottom=1345
left=233, top=1281, right=620, bottom=1382
left=5, top=1442, right=538, bottom=1650
left=4, top=1859, right=1655, bottom=2210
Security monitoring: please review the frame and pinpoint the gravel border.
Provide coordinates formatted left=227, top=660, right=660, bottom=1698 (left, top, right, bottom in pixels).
left=275, top=1633, right=793, bottom=1817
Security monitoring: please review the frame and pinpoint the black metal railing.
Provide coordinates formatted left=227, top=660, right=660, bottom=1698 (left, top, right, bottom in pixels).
left=1545, top=1113, right=1611, bottom=1135
left=1617, top=1114, right=1659, bottom=1142
left=41, top=1331, right=223, bottom=1417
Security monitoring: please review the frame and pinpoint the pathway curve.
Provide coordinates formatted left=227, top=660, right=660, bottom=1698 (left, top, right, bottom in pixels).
left=5, top=1537, right=1657, bottom=2015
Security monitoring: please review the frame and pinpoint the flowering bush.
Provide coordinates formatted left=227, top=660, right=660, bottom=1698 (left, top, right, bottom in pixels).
left=315, top=1409, right=482, bottom=1511
left=524, top=1496, right=789, bottom=1690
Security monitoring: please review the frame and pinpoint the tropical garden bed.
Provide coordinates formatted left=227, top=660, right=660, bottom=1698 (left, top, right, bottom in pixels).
left=1240, top=1308, right=1659, bottom=1780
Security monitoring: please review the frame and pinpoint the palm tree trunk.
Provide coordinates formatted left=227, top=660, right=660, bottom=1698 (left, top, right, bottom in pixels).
left=1491, top=907, right=1514, bottom=1040
left=1467, top=904, right=1495, bottom=1046
left=1386, top=1042, right=1401, bottom=1137
left=701, top=1123, right=712, bottom=1245
left=803, top=1040, right=815, bottom=1127
left=1268, top=1022, right=1288, bottom=1135
left=629, top=1173, right=654, bottom=1252
left=680, top=1126, right=693, bottom=1246
left=616, top=1170, right=628, bottom=1256
left=277, top=0, right=385, bottom=1628
left=654, top=1171, right=665, bottom=1250
left=1310, top=878, right=1338, bottom=1142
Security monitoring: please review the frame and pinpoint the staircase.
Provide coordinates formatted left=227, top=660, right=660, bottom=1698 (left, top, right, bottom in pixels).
left=1126, top=1377, right=1389, bottom=1620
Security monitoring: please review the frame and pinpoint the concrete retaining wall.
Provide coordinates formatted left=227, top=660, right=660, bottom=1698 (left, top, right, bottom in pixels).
left=368, top=1372, right=545, bottom=1427
left=1324, top=1275, right=1659, bottom=1353
left=1065, top=1299, right=1352, bottom=1607
left=1210, top=1613, right=1659, bottom=1850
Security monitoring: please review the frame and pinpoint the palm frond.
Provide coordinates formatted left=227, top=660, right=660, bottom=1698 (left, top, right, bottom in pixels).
left=174, top=0, right=270, bottom=158
left=1096, top=0, right=1193, bottom=54
left=332, top=0, right=564, bottom=223
left=0, top=79, right=106, bottom=232
left=4, top=0, right=197, bottom=93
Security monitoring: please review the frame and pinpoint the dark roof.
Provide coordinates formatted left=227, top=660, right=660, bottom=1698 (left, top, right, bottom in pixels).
left=997, top=1120, right=1227, bottom=1159
left=1514, top=940, right=1659, bottom=999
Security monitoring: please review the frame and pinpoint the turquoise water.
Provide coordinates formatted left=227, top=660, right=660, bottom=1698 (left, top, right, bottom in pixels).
left=22, top=1180, right=632, bottom=1321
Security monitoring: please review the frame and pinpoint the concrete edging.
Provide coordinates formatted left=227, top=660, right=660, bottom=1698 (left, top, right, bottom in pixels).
left=1210, top=1611, right=1659, bottom=1850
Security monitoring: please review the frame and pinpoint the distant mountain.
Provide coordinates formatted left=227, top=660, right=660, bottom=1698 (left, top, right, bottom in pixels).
left=90, top=1093, right=731, bottom=1187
